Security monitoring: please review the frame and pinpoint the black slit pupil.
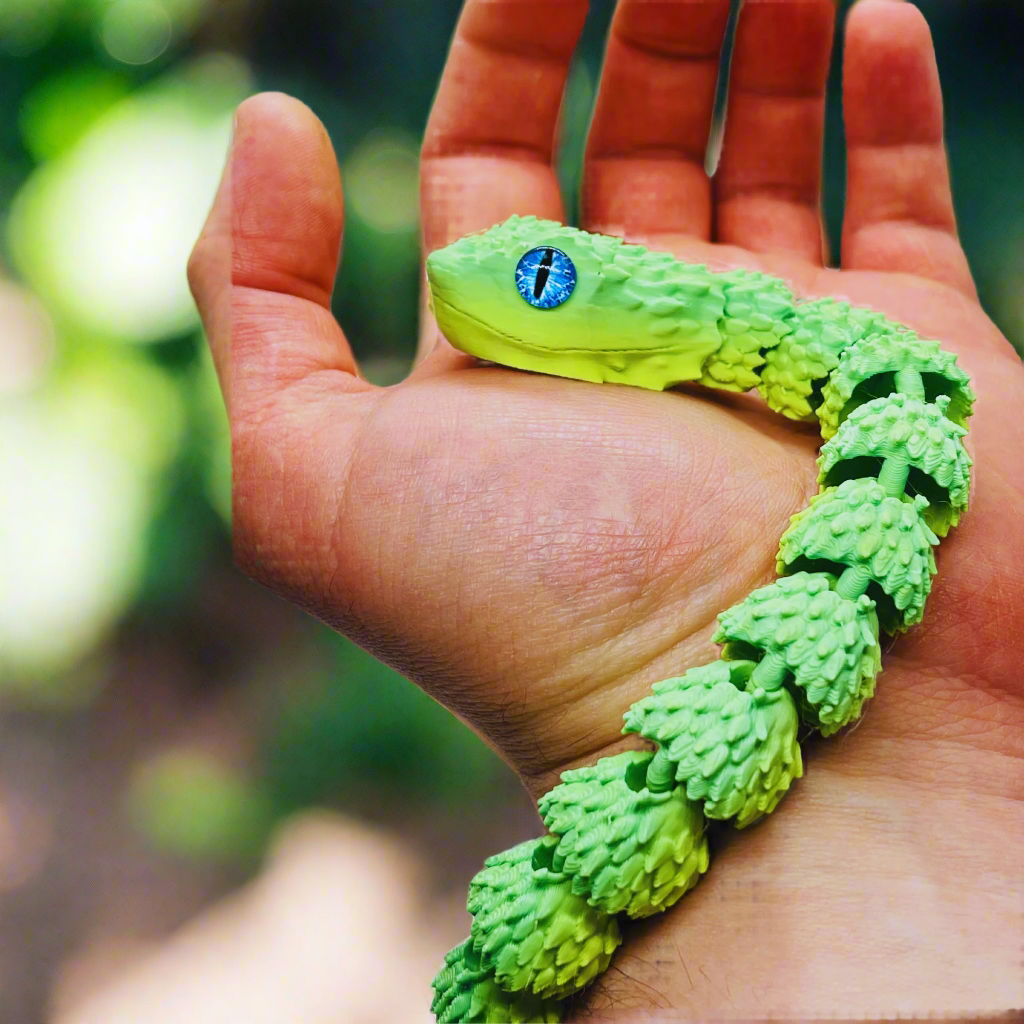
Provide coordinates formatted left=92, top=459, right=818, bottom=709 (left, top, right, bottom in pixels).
left=533, top=248, right=554, bottom=299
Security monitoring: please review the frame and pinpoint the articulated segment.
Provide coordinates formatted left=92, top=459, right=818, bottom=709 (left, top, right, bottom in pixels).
left=818, top=392, right=971, bottom=536
left=622, top=660, right=802, bottom=828
left=463, top=835, right=621, bottom=1001
left=818, top=331, right=974, bottom=438
left=714, top=572, right=881, bottom=737
left=538, top=750, right=708, bottom=918
left=431, top=940, right=563, bottom=1023
left=759, top=299, right=909, bottom=421
left=431, top=297, right=974, bottom=1024
left=695, top=268, right=795, bottom=391
left=777, top=478, right=939, bottom=634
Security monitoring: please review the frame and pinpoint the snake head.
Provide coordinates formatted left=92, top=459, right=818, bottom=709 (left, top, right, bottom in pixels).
left=425, top=215, right=725, bottom=390
left=426, top=216, right=604, bottom=372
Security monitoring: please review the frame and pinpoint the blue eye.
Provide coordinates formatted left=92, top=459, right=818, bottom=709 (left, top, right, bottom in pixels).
left=515, top=246, right=576, bottom=309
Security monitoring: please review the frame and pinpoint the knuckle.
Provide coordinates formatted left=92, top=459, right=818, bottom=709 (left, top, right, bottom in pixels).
left=187, top=229, right=230, bottom=310
left=187, top=235, right=214, bottom=304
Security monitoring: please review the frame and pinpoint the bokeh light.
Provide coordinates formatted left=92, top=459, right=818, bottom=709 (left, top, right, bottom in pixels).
left=18, top=67, right=130, bottom=162
left=128, top=749, right=272, bottom=861
left=8, top=56, right=247, bottom=344
left=0, top=0, right=64, bottom=55
left=100, top=0, right=173, bottom=66
left=344, top=130, right=421, bottom=234
left=0, top=356, right=184, bottom=682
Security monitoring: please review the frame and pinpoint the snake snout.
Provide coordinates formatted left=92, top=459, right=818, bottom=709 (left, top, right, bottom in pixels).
left=425, top=247, right=460, bottom=297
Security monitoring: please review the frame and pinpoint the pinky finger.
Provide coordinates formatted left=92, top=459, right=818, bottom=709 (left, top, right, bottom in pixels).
left=841, top=0, right=975, bottom=297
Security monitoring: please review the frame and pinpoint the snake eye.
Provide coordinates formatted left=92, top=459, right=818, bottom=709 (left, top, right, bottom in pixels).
left=515, top=246, right=577, bottom=309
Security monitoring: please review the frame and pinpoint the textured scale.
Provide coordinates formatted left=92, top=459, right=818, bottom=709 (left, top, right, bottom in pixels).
left=818, top=392, right=972, bottom=536
left=776, top=479, right=939, bottom=633
left=431, top=941, right=563, bottom=1023
left=466, top=836, right=622, bottom=1000
left=713, top=572, right=882, bottom=736
left=422, top=218, right=976, bottom=1023
left=699, top=268, right=796, bottom=391
left=759, top=298, right=907, bottom=421
left=621, top=661, right=803, bottom=828
left=538, top=750, right=710, bottom=918
left=817, top=331, right=975, bottom=439
left=427, top=216, right=795, bottom=392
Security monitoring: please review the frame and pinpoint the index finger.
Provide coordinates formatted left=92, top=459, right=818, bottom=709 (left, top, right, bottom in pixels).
left=418, top=0, right=588, bottom=362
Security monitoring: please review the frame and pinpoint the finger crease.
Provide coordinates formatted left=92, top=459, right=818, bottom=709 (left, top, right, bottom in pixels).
left=613, top=30, right=722, bottom=64
left=232, top=267, right=334, bottom=311
left=420, top=141, right=551, bottom=165
left=461, top=30, right=579, bottom=66
left=730, top=83, right=827, bottom=102
left=849, top=216, right=959, bottom=239
left=717, top=183, right=819, bottom=208
left=587, top=146, right=708, bottom=165
left=848, top=137, right=946, bottom=154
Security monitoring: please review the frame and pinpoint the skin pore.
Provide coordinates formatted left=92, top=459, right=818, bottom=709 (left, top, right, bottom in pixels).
left=188, top=0, right=1024, bottom=1018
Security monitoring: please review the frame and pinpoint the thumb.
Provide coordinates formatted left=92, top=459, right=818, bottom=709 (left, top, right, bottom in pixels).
left=187, top=92, right=368, bottom=419
left=186, top=92, right=377, bottom=605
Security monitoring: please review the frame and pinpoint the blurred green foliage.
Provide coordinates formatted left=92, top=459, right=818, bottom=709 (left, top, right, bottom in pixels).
left=263, top=631, right=505, bottom=820
left=0, top=0, right=1021, bottom=869
left=128, top=747, right=275, bottom=862
left=19, top=65, right=130, bottom=161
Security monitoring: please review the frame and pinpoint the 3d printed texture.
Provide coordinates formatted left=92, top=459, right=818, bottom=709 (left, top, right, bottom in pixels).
left=425, top=218, right=973, bottom=1022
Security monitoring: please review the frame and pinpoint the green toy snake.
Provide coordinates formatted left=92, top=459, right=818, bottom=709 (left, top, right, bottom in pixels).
left=424, top=215, right=974, bottom=1023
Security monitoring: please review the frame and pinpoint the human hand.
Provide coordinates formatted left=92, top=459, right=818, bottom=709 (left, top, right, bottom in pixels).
left=188, top=0, right=1024, bottom=1016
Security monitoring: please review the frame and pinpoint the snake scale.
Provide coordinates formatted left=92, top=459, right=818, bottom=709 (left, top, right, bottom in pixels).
left=423, top=215, right=974, bottom=1023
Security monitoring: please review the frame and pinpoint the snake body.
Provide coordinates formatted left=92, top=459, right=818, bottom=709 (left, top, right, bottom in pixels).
left=424, top=216, right=974, bottom=1023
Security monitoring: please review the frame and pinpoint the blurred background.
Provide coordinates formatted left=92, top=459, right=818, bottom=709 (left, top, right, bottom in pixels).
left=0, top=1, right=1021, bottom=1021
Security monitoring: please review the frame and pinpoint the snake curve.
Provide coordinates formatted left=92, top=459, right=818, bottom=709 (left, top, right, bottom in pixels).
left=423, top=216, right=974, bottom=1023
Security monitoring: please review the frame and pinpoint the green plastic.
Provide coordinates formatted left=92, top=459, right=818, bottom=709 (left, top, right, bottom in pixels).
left=431, top=941, right=563, bottom=1023
left=817, top=331, right=975, bottom=440
left=538, top=750, right=709, bottom=918
left=698, top=268, right=795, bottom=391
left=426, top=216, right=793, bottom=392
left=758, top=299, right=906, bottom=421
left=776, top=479, right=939, bottom=633
left=818, top=392, right=971, bottom=537
left=622, top=660, right=803, bottom=828
left=713, top=572, right=881, bottom=736
left=466, top=836, right=622, bottom=1000
left=422, top=218, right=975, bottom=1023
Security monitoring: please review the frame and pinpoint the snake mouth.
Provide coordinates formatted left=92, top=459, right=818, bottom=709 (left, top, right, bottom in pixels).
left=431, top=291, right=685, bottom=358
left=428, top=291, right=524, bottom=357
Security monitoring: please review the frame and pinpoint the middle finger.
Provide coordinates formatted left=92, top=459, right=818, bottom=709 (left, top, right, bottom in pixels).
left=713, top=0, right=835, bottom=262
left=582, top=0, right=733, bottom=241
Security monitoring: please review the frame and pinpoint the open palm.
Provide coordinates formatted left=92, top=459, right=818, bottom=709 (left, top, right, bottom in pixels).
left=189, top=0, right=1024, bottom=1016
